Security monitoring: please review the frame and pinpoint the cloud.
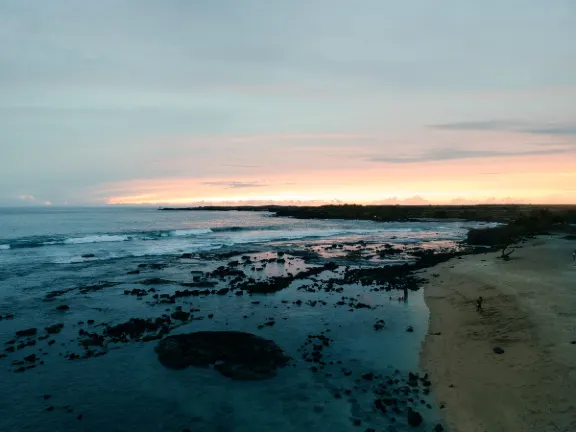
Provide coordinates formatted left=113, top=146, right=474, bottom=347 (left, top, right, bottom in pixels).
left=431, top=120, right=576, bottom=136
left=450, top=196, right=524, bottom=205
left=18, top=195, right=52, bottom=205
left=222, top=164, right=263, bottom=168
left=19, top=195, right=37, bottom=201
left=229, top=133, right=375, bottom=144
left=201, top=181, right=268, bottom=189
left=369, top=147, right=573, bottom=163
left=372, top=195, right=430, bottom=205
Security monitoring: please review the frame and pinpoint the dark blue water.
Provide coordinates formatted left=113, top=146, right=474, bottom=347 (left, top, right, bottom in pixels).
left=0, top=208, right=491, bottom=431
left=0, top=207, right=485, bottom=265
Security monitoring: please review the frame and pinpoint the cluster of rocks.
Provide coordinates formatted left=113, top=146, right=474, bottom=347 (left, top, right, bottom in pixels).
left=298, top=333, right=334, bottom=373
left=44, top=282, right=121, bottom=301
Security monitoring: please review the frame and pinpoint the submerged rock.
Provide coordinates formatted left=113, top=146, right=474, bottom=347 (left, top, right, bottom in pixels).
left=45, top=324, right=64, bottom=334
left=15, top=328, right=37, bottom=337
left=155, top=331, right=290, bottom=380
left=407, top=407, right=423, bottom=427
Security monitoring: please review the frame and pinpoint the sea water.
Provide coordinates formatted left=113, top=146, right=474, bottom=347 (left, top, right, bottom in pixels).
left=0, top=207, right=491, bottom=431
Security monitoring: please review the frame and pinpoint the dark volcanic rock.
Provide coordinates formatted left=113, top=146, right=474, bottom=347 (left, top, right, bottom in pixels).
left=81, top=253, right=95, bottom=258
left=407, top=407, right=423, bottom=427
left=171, top=310, right=190, bottom=321
left=239, top=276, right=292, bottom=294
left=155, top=331, right=290, bottom=380
left=56, top=305, right=70, bottom=311
left=16, top=328, right=37, bottom=337
left=45, top=324, right=64, bottom=334
left=79, top=282, right=120, bottom=293
left=138, top=278, right=175, bottom=285
left=493, top=346, right=505, bottom=354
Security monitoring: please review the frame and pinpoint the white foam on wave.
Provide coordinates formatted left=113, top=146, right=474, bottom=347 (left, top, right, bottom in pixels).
left=62, top=234, right=131, bottom=245
left=168, top=228, right=213, bottom=237
left=0, top=244, right=10, bottom=250
left=228, top=228, right=387, bottom=244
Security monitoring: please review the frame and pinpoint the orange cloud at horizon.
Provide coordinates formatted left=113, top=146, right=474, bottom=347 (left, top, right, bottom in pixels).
left=101, top=151, right=576, bottom=205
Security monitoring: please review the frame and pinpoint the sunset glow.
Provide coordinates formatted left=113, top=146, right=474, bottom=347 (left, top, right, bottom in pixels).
left=1, top=2, right=575, bottom=206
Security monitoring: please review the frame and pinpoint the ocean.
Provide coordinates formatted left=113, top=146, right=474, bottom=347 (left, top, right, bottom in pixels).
left=0, top=207, right=491, bottom=431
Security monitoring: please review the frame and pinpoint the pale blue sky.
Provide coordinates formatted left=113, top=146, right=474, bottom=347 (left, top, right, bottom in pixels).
left=1, top=0, right=575, bottom=204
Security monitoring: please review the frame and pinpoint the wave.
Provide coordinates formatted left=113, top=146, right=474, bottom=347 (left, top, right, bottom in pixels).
left=0, top=223, right=454, bottom=252
left=3, top=228, right=217, bottom=249
left=167, top=228, right=213, bottom=237
left=64, top=234, right=131, bottom=244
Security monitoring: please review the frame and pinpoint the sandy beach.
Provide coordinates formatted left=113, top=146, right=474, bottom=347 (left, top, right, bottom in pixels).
left=421, top=236, right=576, bottom=431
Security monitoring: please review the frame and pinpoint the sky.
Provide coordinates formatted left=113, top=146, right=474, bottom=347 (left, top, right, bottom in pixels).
left=1, top=0, right=575, bottom=206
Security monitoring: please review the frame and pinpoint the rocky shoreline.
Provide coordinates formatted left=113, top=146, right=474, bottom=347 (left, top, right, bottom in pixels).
left=0, top=235, right=468, bottom=430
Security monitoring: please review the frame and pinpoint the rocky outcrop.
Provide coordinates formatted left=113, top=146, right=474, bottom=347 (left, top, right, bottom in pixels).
left=155, top=331, right=290, bottom=380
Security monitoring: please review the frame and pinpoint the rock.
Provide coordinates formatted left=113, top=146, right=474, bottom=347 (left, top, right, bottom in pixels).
left=434, top=424, right=445, bottom=431
left=24, top=354, right=37, bottom=362
left=45, top=406, right=55, bottom=412
left=180, top=253, right=193, bottom=259
left=45, top=324, right=64, bottom=334
left=570, top=340, right=575, bottom=345
left=141, top=334, right=163, bottom=342
left=138, top=278, right=175, bottom=285
left=493, top=347, right=505, bottom=354
left=216, top=288, right=230, bottom=295
left=56, top=305, right=70, bottom=311
left=239, top=276, right=292, bottom=294
left=16, top=328, right=37, bottom=337
left=155, top=331, right=290, bottom=380
left=81, top=253, right=95, bottom=258
left=171, top=310, right=190, bottom=321
left=407, top=408, right=423, bottom=427
left=43, top=394, right=51, bottom=400
left=361, top=372, right=375, bottom=381
left=406, top=326, right=414, bottom=333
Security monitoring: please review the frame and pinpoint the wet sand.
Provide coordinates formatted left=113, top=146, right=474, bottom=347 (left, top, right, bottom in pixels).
left=421, top=235, right=576, bottom=431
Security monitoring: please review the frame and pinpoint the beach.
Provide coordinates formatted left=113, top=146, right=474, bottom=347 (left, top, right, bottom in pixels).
left=421, top=236, right=576, bottom=431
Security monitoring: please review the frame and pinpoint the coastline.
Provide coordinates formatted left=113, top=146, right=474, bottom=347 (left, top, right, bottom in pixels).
left=420, top=236, right=576, bottom=431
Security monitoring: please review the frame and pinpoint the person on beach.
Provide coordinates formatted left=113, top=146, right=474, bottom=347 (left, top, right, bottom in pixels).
left=476, top=296, right=484, bottom=312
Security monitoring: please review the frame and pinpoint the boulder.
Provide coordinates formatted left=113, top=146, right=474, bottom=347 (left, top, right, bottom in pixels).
left=493, top=347, right=505, bottom=354
left=56, top=305, right=70, bottom=311
left=155, top=331, right=290, bottom=380
left=16, top=328, right=37, bottom=337
left=45, top=324, right=64, bottom=334
left=407, top=407, right=423, bottom=427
